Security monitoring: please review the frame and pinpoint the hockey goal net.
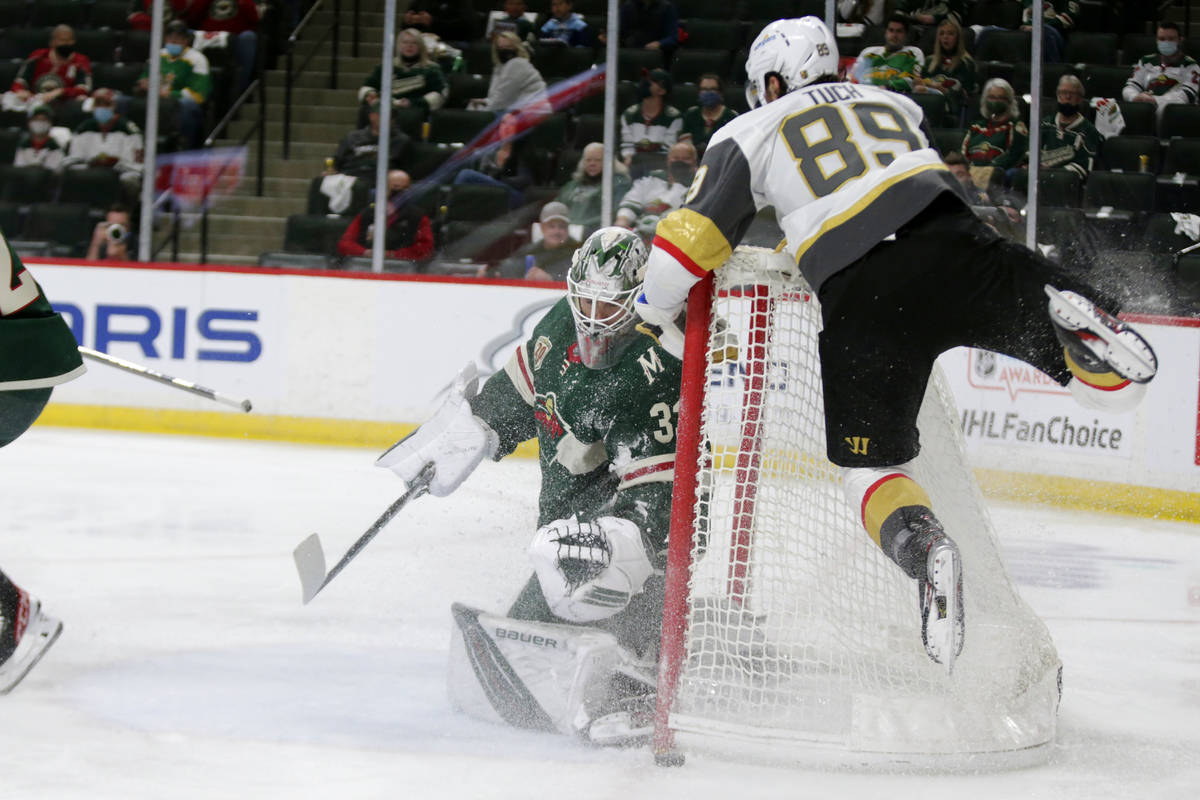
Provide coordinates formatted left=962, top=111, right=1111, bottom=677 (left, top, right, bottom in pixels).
left=653, top=246, right=1061, bottom=769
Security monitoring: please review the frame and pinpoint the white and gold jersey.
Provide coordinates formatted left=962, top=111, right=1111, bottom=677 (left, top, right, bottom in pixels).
left=643, top=81, right=964, bottom=310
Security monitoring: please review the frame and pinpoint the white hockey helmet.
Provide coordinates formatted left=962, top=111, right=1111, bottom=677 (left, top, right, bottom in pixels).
left=566, top=227, right=648, bottom=370
left=744, top=17, right=839, bottom=110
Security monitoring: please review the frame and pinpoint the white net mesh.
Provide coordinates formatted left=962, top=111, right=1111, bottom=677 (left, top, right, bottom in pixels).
left=667, top=247, right=1061, bottom=765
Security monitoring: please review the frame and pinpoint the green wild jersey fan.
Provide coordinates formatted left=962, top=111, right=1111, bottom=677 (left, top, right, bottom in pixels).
left=377, top=228, right=681, bottom=746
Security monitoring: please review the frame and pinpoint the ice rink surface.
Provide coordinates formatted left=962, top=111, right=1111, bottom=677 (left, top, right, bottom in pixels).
left=1, top=427, right=1197, bottom=800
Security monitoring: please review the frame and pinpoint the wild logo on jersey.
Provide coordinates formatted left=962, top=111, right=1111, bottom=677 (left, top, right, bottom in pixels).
left=534, top=393, right=566, bottom=439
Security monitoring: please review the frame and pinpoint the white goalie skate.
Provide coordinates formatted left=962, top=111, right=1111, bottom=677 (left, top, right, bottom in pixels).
left=1045, top=285, right=1158, bottom=384
left=920, top=536, right=964, bottom=674
left=0, top=595, right=62, bottom=694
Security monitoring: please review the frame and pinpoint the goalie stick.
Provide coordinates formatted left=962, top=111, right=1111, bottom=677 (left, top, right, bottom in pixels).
left=292, top=462, right=435, bottom=603
left=78, top=347, right=253, bottom=412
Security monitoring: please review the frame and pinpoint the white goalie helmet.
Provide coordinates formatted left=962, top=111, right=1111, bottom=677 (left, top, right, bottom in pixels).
left=744, top=16, right=840, bottom=110
left=566, top=226, right=648, bottom=370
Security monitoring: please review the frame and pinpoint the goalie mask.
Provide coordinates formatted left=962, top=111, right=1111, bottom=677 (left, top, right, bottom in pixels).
left=566, top=227, right=648, bottom=370
left=744, top=16, right=839, bottom=109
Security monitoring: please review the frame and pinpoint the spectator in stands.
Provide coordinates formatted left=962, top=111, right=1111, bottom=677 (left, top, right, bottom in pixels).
left=452, top=112, right=532, bottom=207
left=136, top=21, right=211, bottom=150
left=944, top=151, right=991, bottom=205
left=893, top=0, right=963, bottom=27
left=540, top=0, right=592, bottom=48
left=1020, top=0, right=1076, bottom=64
left=944, top=151, right=1022, bottom=237
left=471, top=31, right=547, bottom=112
left=915, top=16, right=977, bottom=125
left=850, top=13, right=924, bottom=93
left=837, top=0, right=886, bottom=27
left=13, top=106, right=66, bottom=172
left=496, top=201, right=582, bottom=280
left=359, top=28, right=448, bottom=123
left=488, top=0, right=536, bottom=43
left=5, top=25, right=92, bottom=121
left=555, top=142, right=632, bottom=232
left=86, top=205, right=136, bottom=261
left=63, top=89, right=144, bottom=203
left=337, top=170, right=434, bottom=262
left=679, top=73, right=737, bottom=159
left=182, top=0, right=262, bottom=98
left=331, top=99, right=413, bottom=180
left=404, top=0, right=478, bottom=46
left=620, top=68, right=681, bottom=177
left=614, top=140, right=695, bottom=228
left=1123, top=21, right=1200, bottom=127
left=962, top=78, right=1028, bottom=175
left=600, top=0, right=678, bottom=52
left=128, top=0, right=194, bottom=30
left=1038, top=75, right=1101, bottom=181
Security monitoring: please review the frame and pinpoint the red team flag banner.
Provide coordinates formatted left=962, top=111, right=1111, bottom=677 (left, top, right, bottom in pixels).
left=153, top=146, right=247, bottom=210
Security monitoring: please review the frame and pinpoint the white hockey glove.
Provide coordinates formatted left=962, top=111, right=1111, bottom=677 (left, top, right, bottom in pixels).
left=376, top=364, right=499, bottom=497
left=633, top=291, right=685, bottom=360
left=529, top=515, right=654, bottom=624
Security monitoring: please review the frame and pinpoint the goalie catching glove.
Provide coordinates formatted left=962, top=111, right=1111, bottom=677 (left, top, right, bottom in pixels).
left=530, top=515, right=654, bottom=623
left=376, top=364, right=499, bottom=496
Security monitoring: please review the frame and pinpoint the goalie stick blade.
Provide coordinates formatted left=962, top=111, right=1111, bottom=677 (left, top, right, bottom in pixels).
left=293, top=534, right=328, bottom=605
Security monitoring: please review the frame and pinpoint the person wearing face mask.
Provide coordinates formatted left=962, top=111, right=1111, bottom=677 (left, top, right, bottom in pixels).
left=5, top=25, right=93, bottom=119
left=1123, top=21, right=1200, bottom=128
left=614, top=141, right=696, bottom=229
left=337, top=170, right=434, bottom=262
left=1038, top=75, right=1100, bottom=182
left=64, top=88, right=145, bottom=202
left=851, top=13, right=924, bottom=93
left=962, top=78, right=1029, bottom=176
left=473, top=32, right=547, bottom=112
left=136, top=21, right=211, bottom=150
left=555, top=142, right=632, bottom=233
left=13, top=106, right=65, bottom=173
left=619, top=68, right=682, bottom=178
left=359, top=28, right=447, bottom=125
left=679, top=73, right=738, bottom=159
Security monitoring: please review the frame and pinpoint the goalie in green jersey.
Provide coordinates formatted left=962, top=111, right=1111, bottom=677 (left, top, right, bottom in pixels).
left=378, top=227, right=682, bottom=746
left=0, top=227, right=85, bottom=693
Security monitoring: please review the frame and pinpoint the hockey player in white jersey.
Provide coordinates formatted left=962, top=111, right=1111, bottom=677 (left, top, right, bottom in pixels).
left=635, top=17, right=1159, bottom=673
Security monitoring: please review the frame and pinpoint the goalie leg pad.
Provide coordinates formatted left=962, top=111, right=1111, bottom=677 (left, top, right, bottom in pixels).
left=447, top=603, right=651, bottom=740
left=529, top=516, right=654, bottom=624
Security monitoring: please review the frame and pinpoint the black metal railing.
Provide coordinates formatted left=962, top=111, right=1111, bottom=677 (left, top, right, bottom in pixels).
left=194, top=74, right=269, bottom=263
left=283, top=0, right=342, bottom=159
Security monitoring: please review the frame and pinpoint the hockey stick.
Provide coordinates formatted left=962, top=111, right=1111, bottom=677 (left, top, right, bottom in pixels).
left=293, top=462, right=435, bottom=604
left=79, top=346, right=252, bottom=412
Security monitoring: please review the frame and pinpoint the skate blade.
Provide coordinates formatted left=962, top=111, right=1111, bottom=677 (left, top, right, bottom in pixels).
left=1045, top=285, right=1158, bottom=383
left=0, top=608, right=63, bottom=694
left=923, top=543, right=964, bottom=675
